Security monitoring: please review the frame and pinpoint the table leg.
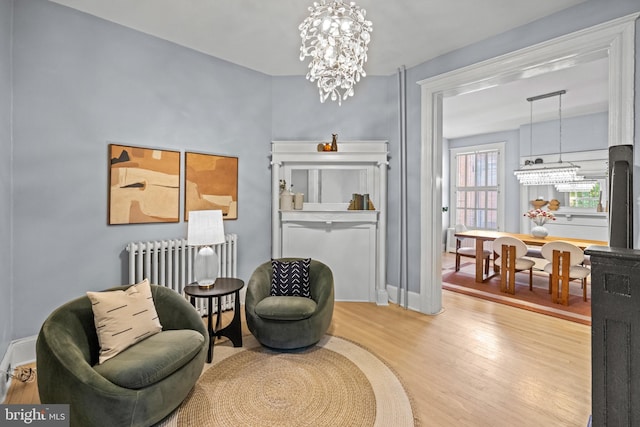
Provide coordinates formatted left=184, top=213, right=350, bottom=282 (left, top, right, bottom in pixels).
left=551, top=251, right=560, bottom=304
left=551, top=250, right=571, bottom=306
left=475, top=238, right=484, bottom=283
left=206, top=296, right=214, bottom=363
left=215, top=296, right=222, bottom=332
left=560, top=253, right=570, bottom=306
left=216, top=290, right=243, bottom=348
left=507, top=246, right=517, bottom=295
left=499, top=245, right=507, bottom=293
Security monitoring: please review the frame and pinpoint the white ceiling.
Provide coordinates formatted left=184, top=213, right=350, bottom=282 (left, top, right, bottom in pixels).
left=443, top=58, right=609, bottom=139
left=49, top=0, right=606, bottom=138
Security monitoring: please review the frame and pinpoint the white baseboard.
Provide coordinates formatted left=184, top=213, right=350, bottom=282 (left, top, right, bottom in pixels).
left=0, top=335, right=37, bottom=403
left=376, top=289, right=389, bottom=306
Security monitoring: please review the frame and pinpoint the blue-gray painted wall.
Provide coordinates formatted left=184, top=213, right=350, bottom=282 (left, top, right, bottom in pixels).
left=0, top=0, right=13, bottom=360
left=10, top=0, right=272, bottom=339
left=1, top=0, right=639, bottom=351
left=519, top=112, right=609, bottom=156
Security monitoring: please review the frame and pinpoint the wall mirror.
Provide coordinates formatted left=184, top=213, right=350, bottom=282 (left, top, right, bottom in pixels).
left=289, top=167, right=371, bottom=204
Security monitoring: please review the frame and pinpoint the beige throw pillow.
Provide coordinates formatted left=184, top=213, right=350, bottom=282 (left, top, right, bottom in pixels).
left=87, top=279, right=162, bottom=364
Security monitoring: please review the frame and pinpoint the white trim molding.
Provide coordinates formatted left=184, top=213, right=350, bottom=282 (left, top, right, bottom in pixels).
left=417, top=13, right=638, bottom=315
left=0, top=335, right=37, bottom=402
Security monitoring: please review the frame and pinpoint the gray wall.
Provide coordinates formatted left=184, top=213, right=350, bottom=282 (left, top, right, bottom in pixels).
left=0, top=0, right=13, bottom=358
left=10, top=0, right=272, bottom=339
left=519, top=112, right=609, bottom=156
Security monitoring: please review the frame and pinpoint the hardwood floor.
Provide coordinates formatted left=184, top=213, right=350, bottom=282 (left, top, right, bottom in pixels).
left=4, top=288, right=591, bottom=426
left=3, top=363, right=38, bottom=405
left=330, top=295, right=590, bottom=426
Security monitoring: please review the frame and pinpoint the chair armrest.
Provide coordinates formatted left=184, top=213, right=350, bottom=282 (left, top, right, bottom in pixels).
left=309, top=261, right=334, bottom=305
left=245, top=261, right=273, bottom=311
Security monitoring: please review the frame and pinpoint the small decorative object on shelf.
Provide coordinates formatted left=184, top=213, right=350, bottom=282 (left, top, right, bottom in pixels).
left=331, top=133, right=338, bottom=152
left=293, top=192, right=304, bottom=210
left=348, top=193, right=375, bottom=210
left=524, top=208, right=556, bottom=238
left=317, top=134, right=339, bottom=152
left=280, top=187, right=293, bottom=210
left=530, top=198, right=548, bottom=209
left=548, top=199, right=560, bottom=210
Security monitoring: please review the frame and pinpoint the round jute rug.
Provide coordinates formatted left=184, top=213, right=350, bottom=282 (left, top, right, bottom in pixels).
left=158, top=335, right=416, bottom=427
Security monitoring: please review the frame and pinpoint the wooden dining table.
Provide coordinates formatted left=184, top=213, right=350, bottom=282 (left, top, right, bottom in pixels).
left=454, top=229, right=608, bottom=283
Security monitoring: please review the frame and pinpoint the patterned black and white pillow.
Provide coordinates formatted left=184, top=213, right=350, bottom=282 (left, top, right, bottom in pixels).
left=270, top=258, right=311, bottom=298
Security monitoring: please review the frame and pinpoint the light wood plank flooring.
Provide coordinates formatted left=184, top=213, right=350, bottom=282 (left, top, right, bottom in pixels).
left=5, top=291, right=591, bottom=426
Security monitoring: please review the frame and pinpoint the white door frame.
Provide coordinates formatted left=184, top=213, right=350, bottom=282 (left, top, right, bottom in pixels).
left=417, top=13, right=638, bottom=315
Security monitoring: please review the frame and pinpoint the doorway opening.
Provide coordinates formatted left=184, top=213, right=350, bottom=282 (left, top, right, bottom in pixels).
left=417, top=13, right=638, bottom=315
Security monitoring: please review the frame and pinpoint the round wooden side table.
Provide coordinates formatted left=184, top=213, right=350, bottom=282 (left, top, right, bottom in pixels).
left=184, top=278, right=244, bottom=363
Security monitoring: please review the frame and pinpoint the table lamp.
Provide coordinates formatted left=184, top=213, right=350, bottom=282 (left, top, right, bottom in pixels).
left=187, top=210, right=225, bottom=287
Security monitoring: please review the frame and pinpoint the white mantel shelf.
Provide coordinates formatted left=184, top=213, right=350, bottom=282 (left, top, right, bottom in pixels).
left=280, top=210, right=379, bottom=223
left=271, top=140, right=389, bottom=164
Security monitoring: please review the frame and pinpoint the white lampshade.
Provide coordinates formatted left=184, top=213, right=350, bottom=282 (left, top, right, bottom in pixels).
left=187, top=210, right=225, bottom=246
left=187, top=210, right=225, bottom=287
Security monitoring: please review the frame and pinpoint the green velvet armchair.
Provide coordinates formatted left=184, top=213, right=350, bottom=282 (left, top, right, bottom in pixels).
left=36, top=284, right=208, bottom=427
left=245, top=258, right=334, bottom=349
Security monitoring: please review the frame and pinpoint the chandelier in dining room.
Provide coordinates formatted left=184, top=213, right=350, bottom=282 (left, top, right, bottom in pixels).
left=299, top=0, right=373, bottom=105
left=513, top=90, right=581, bottom=186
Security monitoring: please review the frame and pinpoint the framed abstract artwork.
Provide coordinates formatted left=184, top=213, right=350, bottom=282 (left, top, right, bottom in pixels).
left=185, top=152, right=238, bottom=220
left=108, top=144, right=180, bottom=224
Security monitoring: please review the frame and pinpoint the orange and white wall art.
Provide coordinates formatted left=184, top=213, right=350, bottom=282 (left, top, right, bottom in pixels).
left=185, top=152, right=238, bottom=220
left=109, top=144, right=180, bottom=224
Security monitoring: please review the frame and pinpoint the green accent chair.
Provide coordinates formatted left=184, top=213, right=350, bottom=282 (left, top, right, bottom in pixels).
left=245, top=258, right=334, bottom=349
left=36, top=284, right=208, bottom=427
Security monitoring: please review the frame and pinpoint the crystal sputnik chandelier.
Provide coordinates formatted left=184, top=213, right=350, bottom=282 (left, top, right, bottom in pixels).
left=514, top=89, right=581, bottom=186
left=513, top=163, right=580, bottom=186
left=299, top=0, right=373, bottom=105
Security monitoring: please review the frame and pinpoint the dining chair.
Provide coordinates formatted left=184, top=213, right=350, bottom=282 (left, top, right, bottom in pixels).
left=541, top=241, right=591, bottom=305
left=454, top=224, right=491, bottom=275
left=492, top=236, right=536, bottom=294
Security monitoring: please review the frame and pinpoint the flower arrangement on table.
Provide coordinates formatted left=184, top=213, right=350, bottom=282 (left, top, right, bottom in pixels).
left=524, top=209, right=556, bottom=226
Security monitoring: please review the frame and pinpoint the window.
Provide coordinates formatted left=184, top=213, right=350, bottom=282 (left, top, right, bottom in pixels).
left=450, top=144, right=504, bottom=230
left=568, top=180, right=605, bottom=209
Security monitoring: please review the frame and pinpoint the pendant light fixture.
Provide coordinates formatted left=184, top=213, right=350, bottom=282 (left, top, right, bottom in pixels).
left=513, top=90, right=580, bottom=185
left=299, top=0, right=373, bottom=105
